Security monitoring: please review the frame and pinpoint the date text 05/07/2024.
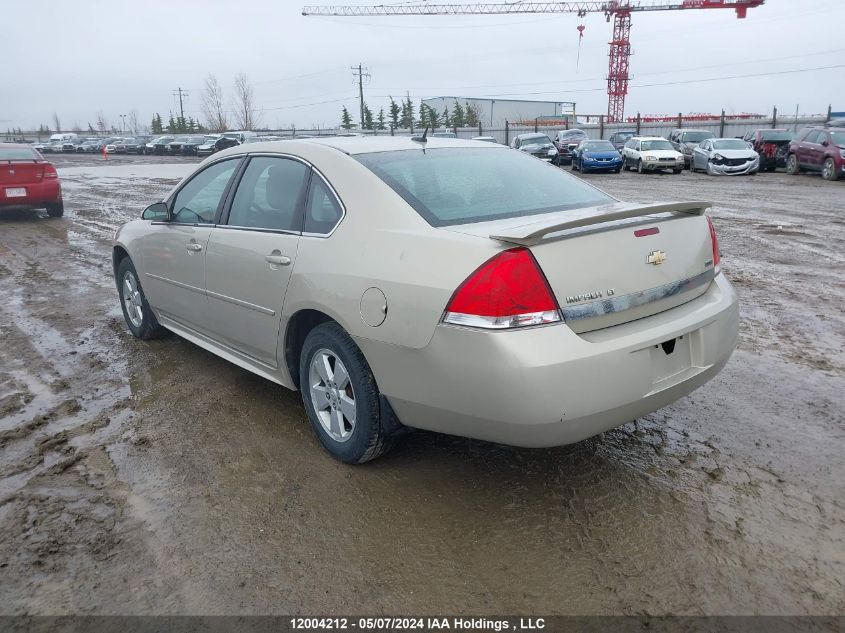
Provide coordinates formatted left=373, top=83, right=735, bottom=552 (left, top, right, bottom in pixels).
left=289, top=617, right=547, bottom=631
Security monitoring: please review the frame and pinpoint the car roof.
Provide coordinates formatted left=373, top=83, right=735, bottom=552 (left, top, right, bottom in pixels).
left=221, top=135, right=504, bottom=156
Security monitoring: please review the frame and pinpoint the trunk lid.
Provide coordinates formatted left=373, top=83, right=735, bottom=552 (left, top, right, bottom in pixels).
left=0, top=161, right=45, bottom=186
left=447, top=201, right=716, bottom=333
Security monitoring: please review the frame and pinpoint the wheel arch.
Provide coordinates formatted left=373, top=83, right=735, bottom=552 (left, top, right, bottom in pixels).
left=283, top=308, right=337, bottom=390
left=112, top=244, right=131, bottom=277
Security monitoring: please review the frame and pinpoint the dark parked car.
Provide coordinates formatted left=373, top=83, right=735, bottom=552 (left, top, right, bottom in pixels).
left=669, top=129, right=716, bottom=167
left=607, top=130, right=636, bottom=152
left=125, top=136, right=152, bottom=154
left=571, top=140, right=624, bottom=173
left=148, top=136, right=175, bottom=155
left=197, top=136, right=239, bottom=156
left=167, top=136, right=189, bottom=154
left=552, top=129, right=588, bottom=164
left=742, top=129, right=793, bottom=171
left=511, top=133, right=558, bottom=162
left=786, top=127, right=845, bottom=181
left=180, top=135, right=212, bottom=156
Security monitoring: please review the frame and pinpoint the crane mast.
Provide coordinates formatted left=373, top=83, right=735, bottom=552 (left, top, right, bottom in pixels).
left=302, top=0, right=765, bottom=122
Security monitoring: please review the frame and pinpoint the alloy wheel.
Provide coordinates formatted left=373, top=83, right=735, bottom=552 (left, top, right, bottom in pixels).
left=309, top=349, right=356, bottom=443
left=122, top=271, right=144, bottom=328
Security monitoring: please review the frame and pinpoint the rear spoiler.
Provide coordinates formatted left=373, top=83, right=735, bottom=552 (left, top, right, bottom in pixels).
left=490, top=201, right=710, bottom=246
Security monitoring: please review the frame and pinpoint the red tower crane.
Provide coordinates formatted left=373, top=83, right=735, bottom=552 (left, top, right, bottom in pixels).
left=302, top=1, right=765, bottom=122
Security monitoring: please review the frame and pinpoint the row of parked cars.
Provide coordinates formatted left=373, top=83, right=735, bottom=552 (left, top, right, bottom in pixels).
left=31, top=130, right=262, bottom=157
left=509, top=123, right=844, bottom=180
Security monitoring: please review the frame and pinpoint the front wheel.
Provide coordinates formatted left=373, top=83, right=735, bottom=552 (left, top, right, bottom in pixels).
left=300, top=322, right=396, bottom=464
left=786, top=154, right=800, bottom=175
left=116, top=257, right=168, bottom=340
left=822, top=158, right=840, bottom=181
left=637, top=159, right=644, bottom=174
left=673, top=168, right=682, bottom=174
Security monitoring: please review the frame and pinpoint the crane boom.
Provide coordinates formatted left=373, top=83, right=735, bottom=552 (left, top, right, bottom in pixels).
left=302, top=0, right=765, bottom=121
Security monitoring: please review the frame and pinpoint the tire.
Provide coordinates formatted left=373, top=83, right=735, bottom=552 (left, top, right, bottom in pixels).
left=637, top=159, right=644, bottom=174
left=47, top=200, right=64, bottom=217
left=571, top=160, right=578, bottom=171
left=689, top=159, right=696, bottom=173
left=116, top=257, right=168, bottom=340
left=673, top=168, right=682, bottom=174
left=786, top=154, right=800, bottom=175
left=614, top=168, right=621, bottom=174
left=299, top=322, right=396, bottom=464
left=822, top=157, right=840, bottom=181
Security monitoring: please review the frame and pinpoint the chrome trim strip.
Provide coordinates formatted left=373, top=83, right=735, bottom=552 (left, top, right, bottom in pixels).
left=561, top=269, right=714, bottom=322
left=145, top=273, right=205, bottom=295
left=206, top=289, right=276, bottom=316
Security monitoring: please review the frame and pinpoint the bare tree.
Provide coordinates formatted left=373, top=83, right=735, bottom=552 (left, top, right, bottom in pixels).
left=96, top=110, right=109, bottom=134
left=52, top=112, right=61, bottom=133
left=201, top=73, right=229, bottom=132
left=232, top=72, right=259, bottom=130
left=128, top=109, right=140, bottom=135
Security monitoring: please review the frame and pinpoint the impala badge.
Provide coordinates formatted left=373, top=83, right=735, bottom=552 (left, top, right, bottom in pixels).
left=647, top=250, right=666, bottom=266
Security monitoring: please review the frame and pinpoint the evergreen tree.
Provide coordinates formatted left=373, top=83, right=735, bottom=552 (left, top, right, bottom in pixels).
left=167, top=113, right=176, bottom=133
left=363, top=104, right=374, bottom=130
left=453, top=100, right=465, bottom=128
left=377, top=108, right=386, bottom=130
left=388, top=97, right=400, bottom=129
left=464, top=102, right=479, bottom=127
left=187, top=117, right=196, bottom=133
left=442, top=106, right=450, bottom=128
left=400, top=99, right=412, bottom=129
left=340, top=106, right=353, bottom=130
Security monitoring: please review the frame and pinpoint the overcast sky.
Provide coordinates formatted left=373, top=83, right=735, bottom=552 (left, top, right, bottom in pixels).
left=2, top=0, right=843, bottom=132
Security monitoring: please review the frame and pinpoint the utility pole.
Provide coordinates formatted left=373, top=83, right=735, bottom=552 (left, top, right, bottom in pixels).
left=351, top=64, right=370, bottom=130
left=172, top=87, right=188, bottom=122
left=119, top=114, right=127, bottom=133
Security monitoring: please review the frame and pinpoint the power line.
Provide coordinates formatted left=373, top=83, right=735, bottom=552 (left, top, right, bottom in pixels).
left=172, top=87, right=189, bottom=120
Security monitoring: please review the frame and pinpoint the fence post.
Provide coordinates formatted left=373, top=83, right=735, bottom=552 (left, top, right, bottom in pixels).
left=827, top=104, right=832, bottom=122
left=534, top=118, right=538, bottom=133
left=453, top=124, right=457, bottom=135
left=599, top=115, right=604, bottom=139
left=772, top=106, right=777, bottom=129
left=636, top=113, right=641, bottom=135
left=292, top=125, right=296, bottom=139
left=678, top=112, right=682, bottom=129
left=719, top=110, right=725, bottom=137
left=505, top=120, right=509, bottom=146
left=478, top=122, right=482, bottom=137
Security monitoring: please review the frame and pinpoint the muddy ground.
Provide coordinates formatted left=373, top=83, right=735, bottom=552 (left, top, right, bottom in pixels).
left=0, top=152, right=842, bottom=616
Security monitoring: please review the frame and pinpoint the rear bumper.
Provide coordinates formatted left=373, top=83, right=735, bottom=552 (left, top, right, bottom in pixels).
left=358, top=274, right=738, bottom=447
left=0, top=181, right=61, bottom=208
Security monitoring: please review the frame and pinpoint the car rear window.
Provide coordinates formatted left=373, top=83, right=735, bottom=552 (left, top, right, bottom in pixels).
left=355, top=147, right=612, bottom=227
left=761, top=130, right=793, bottom=141
left=0, top=147, right=39, bottom=160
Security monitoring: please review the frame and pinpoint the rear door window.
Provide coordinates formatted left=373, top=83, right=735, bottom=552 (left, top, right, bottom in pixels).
left=304, top=174, right=343, bottom=235
left=226, top=156, right=309, bottom=232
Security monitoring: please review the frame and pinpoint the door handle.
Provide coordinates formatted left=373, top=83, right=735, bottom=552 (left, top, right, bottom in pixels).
left=186, top=243, right=203, bottom=252
left=265, top=254, right=291, bottom=266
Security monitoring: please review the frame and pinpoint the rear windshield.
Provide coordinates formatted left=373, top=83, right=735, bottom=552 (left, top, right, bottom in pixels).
left=761, top=130, right=793, bottom=141
left=521, top=135, right=552, bottom=145
left=0, top=147, right=39, bottom=160
left=355, top=147, right=612, bottom=227
left=712, top=139, right=749, bottom=150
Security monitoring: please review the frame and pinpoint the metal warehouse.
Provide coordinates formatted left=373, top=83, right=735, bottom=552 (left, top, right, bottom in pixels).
left=422, top=97, right=575, bottom=126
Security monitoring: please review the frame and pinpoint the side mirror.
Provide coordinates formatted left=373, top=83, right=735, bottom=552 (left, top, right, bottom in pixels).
left=822, top=140, right=830, bottom=146
left=142, top=202, right=169, bottom=221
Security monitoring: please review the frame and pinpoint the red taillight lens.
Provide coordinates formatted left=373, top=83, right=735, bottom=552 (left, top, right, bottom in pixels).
left=443, top=247, right=561, bottom=329
left=43, top=164, right=58, bottom=179
left=707, top=216, right=721, bottom=271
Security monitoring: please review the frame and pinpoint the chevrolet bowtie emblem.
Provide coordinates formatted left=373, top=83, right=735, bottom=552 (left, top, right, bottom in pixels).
left=647, top=250, right=666, bottom=265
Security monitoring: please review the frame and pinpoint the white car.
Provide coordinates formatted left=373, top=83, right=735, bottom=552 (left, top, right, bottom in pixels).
left=622, top=137, right=685, bottom=174
left=690, top=138, right=760, bottom=176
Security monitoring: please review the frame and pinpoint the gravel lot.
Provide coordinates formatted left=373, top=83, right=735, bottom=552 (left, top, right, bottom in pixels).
left=0, top=152, right=842, bottom=616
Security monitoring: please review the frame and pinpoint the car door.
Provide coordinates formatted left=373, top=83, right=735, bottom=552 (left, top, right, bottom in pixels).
left=203, top=155, right=309, bottom=367
left=139, top=157, right=242, bottom=334
left=796, top=130, right=818, bottom=168
left=807, top=130, right=829, bottom=171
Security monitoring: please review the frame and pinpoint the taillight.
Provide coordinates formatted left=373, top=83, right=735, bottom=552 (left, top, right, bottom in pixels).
left=443, top=247, right=561, bottom=329
left=707, top=216, right=721, bottom=271
left=43, top=164, right=58, bottom=179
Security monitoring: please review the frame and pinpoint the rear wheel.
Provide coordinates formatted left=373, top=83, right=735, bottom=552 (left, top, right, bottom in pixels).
left=673, top=168, right=682, bottom=174
left=116, top=257, right=168, bottom=340
left=47, top=200, right=64, bottom=218
left=786, top=154, right=800, bottom=175
left=822, top=158, right=840, bottom=181
left=299, top=322, right=396, bottom=464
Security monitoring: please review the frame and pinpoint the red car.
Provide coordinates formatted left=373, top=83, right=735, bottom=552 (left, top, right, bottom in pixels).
left=742, top=128, right=793, bottom=171
left=786, top=127, right=845, bottom=181
left=0, top=143, right=63, bottom=217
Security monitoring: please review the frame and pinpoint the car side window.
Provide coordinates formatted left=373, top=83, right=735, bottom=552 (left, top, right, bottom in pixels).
left=171, top=158, right=240, bottom=224
left=226, top=156, right=309, bottom=232
left=304, top=173, right=343, bottom=235
left=816, top=131, right=829, bottom=145
left=803, top=130, right=821, bottom=144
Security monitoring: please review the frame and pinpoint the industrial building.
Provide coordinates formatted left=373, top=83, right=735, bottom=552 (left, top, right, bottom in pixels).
left=421, top=97, right=575, bottom=126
